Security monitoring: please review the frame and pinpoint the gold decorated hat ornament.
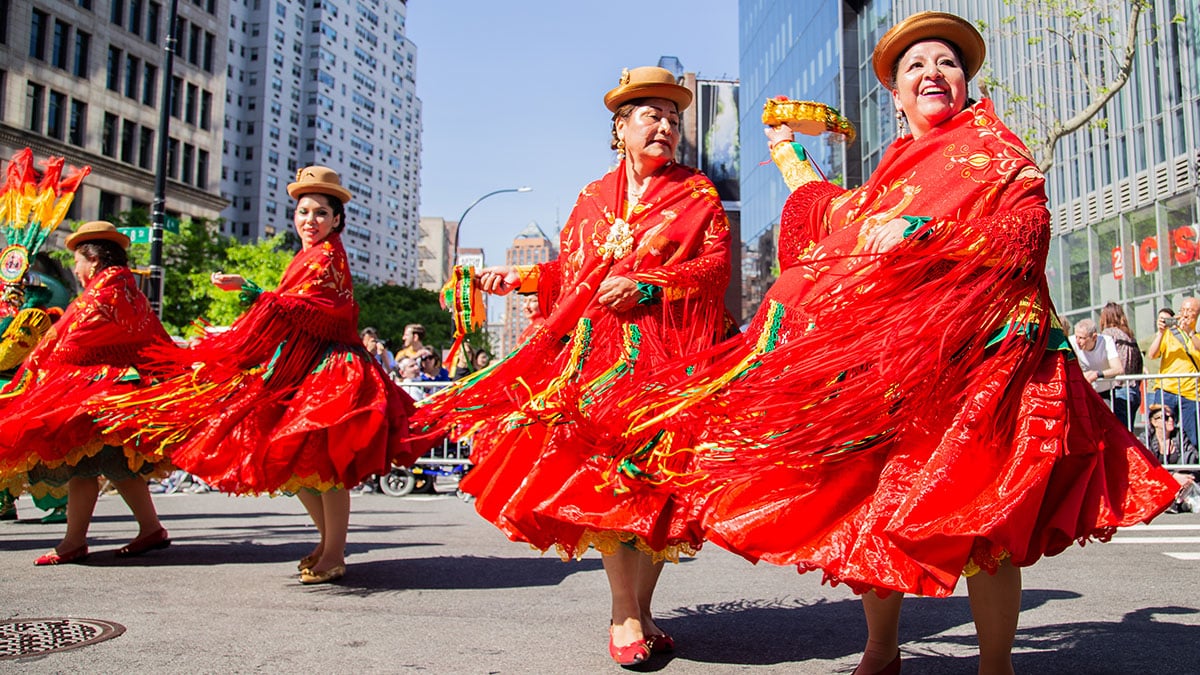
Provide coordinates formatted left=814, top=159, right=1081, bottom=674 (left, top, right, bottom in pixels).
left=286, top=165, right=353, bottom=203
left=604, top=66, right=693, bottom=112
left=762, top=98, right=857, bottom=144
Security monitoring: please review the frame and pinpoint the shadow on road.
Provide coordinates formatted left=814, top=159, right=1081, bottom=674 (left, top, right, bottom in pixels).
left=323, top=555, right=606, bottom=595
left=651, top=589, right=1200, bottom=672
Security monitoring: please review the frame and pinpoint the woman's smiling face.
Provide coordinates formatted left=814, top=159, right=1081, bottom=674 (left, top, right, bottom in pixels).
left=293, top=194, right=340, bottom=249
left=891, top=39, right=969, bottom=138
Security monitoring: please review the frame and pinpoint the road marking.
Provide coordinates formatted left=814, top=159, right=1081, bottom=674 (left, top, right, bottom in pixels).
left=1164, top=552, right=1200, bottom=560
left=1110, top=536, right=1200, bottom=544
left=1124, top=523, right=1200, bottom=531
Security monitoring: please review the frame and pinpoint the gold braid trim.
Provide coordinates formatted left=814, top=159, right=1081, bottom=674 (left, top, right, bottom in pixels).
left=551, top=529, right=699, bottom=564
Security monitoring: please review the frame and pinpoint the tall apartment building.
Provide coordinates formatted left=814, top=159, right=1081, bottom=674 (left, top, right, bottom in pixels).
left=740, top=0, right=1198, bottom=341
left=416, top=214, right=454, bottom=292
left=0, top=0, right=228, bottom=232
left=500, top=221, right=555, bottom=355
left=221, top=0, right=421, bottom=286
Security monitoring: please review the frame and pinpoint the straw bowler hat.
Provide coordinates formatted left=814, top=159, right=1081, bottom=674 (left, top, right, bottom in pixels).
left=65, top=220, right=130, bottom=251
left=287, top=165, right=353, bottom=203
left=604, top=66, right=693, bottom=113
left=872, top=11, right=986, bottom=88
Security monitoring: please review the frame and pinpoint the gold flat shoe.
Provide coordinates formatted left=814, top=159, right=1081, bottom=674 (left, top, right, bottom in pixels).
left=299, top=564, right=345, bottom=585
left=297, top=553, right=319, bottom=571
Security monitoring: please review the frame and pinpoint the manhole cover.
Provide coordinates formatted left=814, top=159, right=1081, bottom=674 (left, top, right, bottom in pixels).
left=0, top=618, right=125, bottom=660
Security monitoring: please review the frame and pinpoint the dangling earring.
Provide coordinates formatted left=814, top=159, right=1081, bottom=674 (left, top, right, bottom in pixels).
left=895, top=110, right=909, bottom=137
left=616, top=138, right=626, bottom=157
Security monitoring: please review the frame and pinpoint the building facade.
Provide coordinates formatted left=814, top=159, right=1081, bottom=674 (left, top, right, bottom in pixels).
left=740, top=0, right=1199, bottom=346
left=221, top=0, right=422, bottom=285
left=416, top=214, right=454, bottom=292
left=0, top=0, right=228, bottom=232
left=500, top=221, right=555, bottom=355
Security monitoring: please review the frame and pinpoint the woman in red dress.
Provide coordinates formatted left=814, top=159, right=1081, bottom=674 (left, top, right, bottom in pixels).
left=95, top=167, right=418, bottom=584
left=415, top=66, right=732, bottom=666
left=621, top=13, right=1178, bottom=674
left=0, top=220, right=178, bottom=565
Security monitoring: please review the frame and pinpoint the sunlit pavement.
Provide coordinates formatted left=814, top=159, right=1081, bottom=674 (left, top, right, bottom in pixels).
left=2, top=490, right=1199, bottom=673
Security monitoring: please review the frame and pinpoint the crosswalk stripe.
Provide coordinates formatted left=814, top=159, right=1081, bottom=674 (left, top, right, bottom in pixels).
left=1164, top=553, right=1200, bottom=560
left=1124, top=523, right=1200, bottom=531
left=1110, top=536, right=1200, bottom=544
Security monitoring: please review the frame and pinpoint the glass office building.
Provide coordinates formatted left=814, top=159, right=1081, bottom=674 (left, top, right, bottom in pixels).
left=741, top=0, right=1199, bottom=346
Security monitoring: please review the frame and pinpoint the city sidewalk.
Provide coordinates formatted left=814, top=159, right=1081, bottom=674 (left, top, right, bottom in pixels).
left=2, top=491, right=1198, bottom=673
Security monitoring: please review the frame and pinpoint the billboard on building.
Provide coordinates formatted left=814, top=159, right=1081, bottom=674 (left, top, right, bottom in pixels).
left=698, top=80, right=740, bottom=203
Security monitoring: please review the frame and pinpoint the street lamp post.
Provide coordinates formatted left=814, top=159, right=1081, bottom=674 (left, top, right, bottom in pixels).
left=148, top=0, right=181, bottom=317
left=452, top=186, right=532, bottom=267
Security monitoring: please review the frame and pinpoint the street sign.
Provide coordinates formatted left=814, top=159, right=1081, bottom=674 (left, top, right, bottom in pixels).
left=118, top=227, right=153, bottom=244
left=117, top=217, right=183, bottom=244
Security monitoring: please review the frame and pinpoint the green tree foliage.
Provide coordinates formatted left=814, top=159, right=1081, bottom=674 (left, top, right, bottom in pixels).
left=979, top=0, right=1184, bottom=172
left=186, top=234, right=292, bottom=330
left=355, top=282, right=455, bottom=351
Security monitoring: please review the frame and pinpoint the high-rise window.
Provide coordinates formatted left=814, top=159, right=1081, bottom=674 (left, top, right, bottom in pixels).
left=200, top=90, right=212, bottom=129
left=167, top=138, right=179, bottom=179
left=185, top=82, right=197, bottom=125
left=128, top=0, right=142, bottom=36
left=51, top=20, right=70, bottom=69
left=170, top=76, right=182, bottom=118
left=29, top=9, right=48, bottom=60
left=101, top=113, right=118, bottom=156
left=73, top=31, right=90, bottom=77
left=196, top=148, right=208, bottom=187
left=147, top=1, right=160, bottom=44
left=25, top=82, right=44, bottom=132
left=142, top=63, right=157, bottom=106
left=121, top=119, right=136, bottom=163
left=124, top=54, right=140, bottom=99
left=188, top=24, right=200, bottom=65
left=110, top=0, right=124, bottom=26
left=46, top=90, right=66, bottom=139
left=106, top=46, right=121, bottom=90
left=69, top=99, right=87, bottom=146
left=139, top=126, right=154, bottom=168
left=203, top=31, right=214, bottom=71
left=181, top=143, right=194, bottom=184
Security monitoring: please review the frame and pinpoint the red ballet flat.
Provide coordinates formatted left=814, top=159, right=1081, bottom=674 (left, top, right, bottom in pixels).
left=646, top=632, right=675, bottom=654
left=608, top=626, right=650, bottom=667
left=34, top=544, right=89, bottom=566
left=115, top=528, right=170, bottom=557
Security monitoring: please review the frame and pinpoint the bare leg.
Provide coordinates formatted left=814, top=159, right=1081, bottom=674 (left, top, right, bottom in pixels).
left=295, top=488, right=326, bottom=563
left=58, top=477, right=101, bottom=552
left=111, top=477, right=163, bottom=537
left=854, top=590, right=903, bottom=675
left=310, top=488, right=349, bottom=572
left=603, top=544, right=645, bottom=648
left=636, top=553, right=667, bottom=636
left=966, top=560, right=1020, bottom=675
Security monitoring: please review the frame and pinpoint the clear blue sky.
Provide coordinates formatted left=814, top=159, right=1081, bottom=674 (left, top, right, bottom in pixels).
left=406, top=1, right=739, bottom=265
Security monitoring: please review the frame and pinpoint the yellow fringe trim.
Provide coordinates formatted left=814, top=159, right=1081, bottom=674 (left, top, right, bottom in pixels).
left=550, top=528, right=698, bottom=565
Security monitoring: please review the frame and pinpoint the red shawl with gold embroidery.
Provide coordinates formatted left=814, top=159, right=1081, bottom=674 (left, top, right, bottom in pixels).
left=416, top=159, right=730, bottom=436
left=27, top=266, right=173, bottom=372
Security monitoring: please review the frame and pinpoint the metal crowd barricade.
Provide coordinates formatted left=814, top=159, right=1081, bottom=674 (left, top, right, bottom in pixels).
left=401, top=379, right=472, bottom=471
left=1109, top=372, right=1200, bottom=472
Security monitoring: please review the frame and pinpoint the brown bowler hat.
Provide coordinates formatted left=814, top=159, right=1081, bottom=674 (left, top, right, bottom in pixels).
left=287, top=166, right=353, bottom=203
left=603, top=66, right=693, bottom=112
left=872, top=11, right=986, bottom=88
left=65, top=220, right=131, bottom=251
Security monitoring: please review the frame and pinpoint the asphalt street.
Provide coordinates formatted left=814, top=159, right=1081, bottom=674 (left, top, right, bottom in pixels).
left=2, top=490, right=1200, bottom=673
